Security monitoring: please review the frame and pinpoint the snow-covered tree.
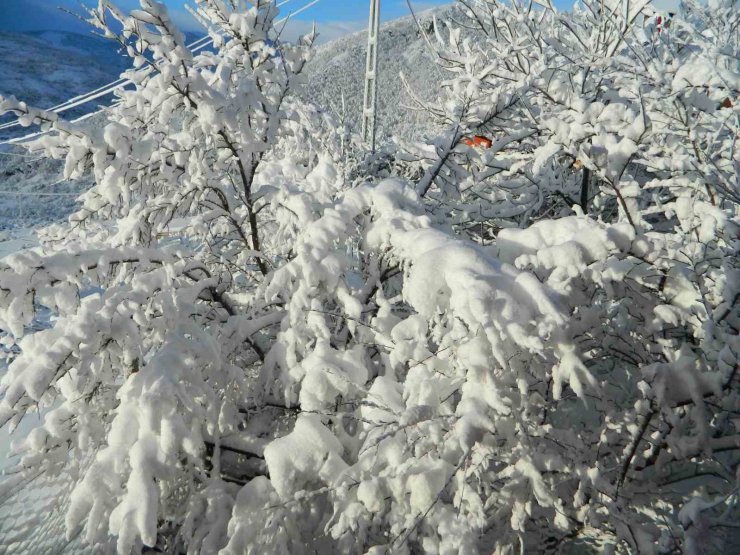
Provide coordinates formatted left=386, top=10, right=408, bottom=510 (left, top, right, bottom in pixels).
left=390, top=0, right=740, bottom=551
left=0, top=1, right=738, bottom=554
left=0, top=0, right=337, bottom=552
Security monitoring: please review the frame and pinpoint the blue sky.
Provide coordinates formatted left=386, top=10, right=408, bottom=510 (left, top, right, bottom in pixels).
left=0, top=0, right=680, bottom=38
left=0, top=1, right=452, bottom=40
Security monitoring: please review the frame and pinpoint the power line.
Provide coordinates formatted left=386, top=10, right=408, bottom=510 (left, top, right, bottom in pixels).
left=1, top=107, right=103, bottom=146
left=0, top=32, right=215, bottom=133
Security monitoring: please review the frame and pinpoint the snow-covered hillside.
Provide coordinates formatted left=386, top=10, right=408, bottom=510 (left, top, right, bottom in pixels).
left=0, top=150, right=92, bottom=230
left=0, top=29, right=204, bottom=140
left=303, top=7, right=445, bottom=143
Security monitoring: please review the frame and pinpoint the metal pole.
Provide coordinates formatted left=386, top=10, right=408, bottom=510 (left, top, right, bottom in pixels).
left=362, top=0, right=380, bottom=152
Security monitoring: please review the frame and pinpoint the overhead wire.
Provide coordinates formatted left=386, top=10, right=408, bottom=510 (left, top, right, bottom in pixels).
left=0, top=177, right=80, bottom=208
left=1, top=106, right=103, bottom=146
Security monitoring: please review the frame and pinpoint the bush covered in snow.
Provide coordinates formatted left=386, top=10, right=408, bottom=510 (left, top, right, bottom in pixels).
left=0, top=0, right=738, bottom=553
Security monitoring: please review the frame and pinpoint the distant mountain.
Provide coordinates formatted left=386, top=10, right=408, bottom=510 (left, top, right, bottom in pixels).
left=0, top=0, right=200, bottom=35
left=0, top=31, right=129, bottom=134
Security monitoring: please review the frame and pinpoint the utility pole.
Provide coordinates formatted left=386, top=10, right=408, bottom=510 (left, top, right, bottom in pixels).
left=362, top=0, right=380, bottom=152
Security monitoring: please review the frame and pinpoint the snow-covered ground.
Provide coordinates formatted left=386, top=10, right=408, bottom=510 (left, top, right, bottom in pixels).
left=0, top=228, right=37, bottom=256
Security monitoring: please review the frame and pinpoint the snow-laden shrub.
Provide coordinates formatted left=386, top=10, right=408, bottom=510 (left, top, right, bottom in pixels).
left=0, top=1, right=738, bottom=553
left=389, top=0, right=740, bottom=551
